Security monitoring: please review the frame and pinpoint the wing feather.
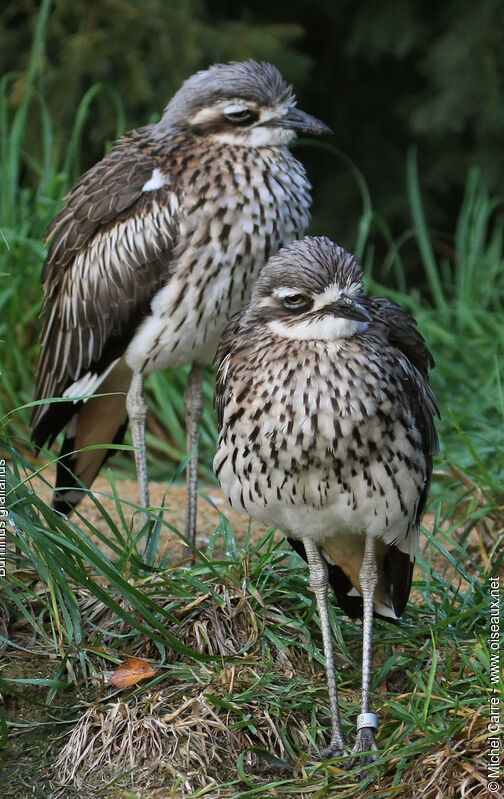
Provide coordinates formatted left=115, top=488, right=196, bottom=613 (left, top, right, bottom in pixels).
left=366, top=296, right=439, bottom=617
left=32, top=130, right=180, bottom=447
left=370, top=296, right=434, bottom=377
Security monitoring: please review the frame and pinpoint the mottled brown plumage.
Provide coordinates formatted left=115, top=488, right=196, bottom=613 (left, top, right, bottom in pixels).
left=214, top=236, right=439, bottom=763
left=31, top=61, right=330, bottom=538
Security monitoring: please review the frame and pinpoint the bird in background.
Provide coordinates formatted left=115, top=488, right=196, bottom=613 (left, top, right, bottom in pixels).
left=214, top=236, right=439, bottom=764
left=31, top=60, right=330, bottom=546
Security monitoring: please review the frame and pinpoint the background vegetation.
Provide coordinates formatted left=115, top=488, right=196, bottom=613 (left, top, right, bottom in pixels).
left=3, top=0, right=504, bottom=257
left=0, top=0, right=503, bottom=797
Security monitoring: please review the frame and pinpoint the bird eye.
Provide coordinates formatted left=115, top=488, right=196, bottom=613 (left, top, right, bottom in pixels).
left=224, top=108, right=255, bottom=125
left=282, top=293, right=309, bottom=309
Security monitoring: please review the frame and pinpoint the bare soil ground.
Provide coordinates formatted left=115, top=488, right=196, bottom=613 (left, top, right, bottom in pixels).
left=78, top=476, right=270, bottom=556
left=31, top=469, right=440, bottom=586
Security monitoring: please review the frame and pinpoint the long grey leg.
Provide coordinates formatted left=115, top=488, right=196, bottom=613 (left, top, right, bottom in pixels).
left=183, top=363, right=205, bottom=552
left=302, top=537, right=346, bottom=757
left=351, top=534, right=379, bottom=765
left=126, top=371, right=149, bottom=524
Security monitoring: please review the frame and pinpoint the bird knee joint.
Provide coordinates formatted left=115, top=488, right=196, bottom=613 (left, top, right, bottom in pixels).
left=126, top=395, right=147, bottom=421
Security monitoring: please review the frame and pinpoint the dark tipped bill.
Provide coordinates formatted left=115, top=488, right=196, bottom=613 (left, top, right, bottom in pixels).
left=324, top=296, right=372, bottom=323
left=268, top=106, right=332, bottom=136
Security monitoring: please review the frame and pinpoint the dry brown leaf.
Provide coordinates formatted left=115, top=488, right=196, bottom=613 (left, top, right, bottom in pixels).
left=109, top=657, right=158, bottom=688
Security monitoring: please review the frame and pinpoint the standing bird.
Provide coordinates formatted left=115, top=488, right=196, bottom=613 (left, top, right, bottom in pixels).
left=214, top=237, right=439, bottom=763
left=31, top=61, right=330, bottom=544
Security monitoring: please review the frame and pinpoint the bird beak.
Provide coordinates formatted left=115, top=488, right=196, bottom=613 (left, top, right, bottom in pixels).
left=273, top=106, right=332, bottom=136
left=324, top=296, right=372, bottom=322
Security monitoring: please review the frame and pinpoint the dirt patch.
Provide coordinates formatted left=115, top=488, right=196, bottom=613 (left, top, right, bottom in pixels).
left=26, top=468, right=445, bottom=573
left=0, top=723, right=62, bottom=799
left=26, top=468, right=273, bottom=560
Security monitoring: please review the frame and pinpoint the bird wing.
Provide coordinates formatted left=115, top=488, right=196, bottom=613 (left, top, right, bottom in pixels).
left=32, top=130, right=180, bottom=447
left=374, top=296, right=439, bottom=462
left=370, top=296, right=434, bottom=377
left=371, top=296, right=440, bottom=618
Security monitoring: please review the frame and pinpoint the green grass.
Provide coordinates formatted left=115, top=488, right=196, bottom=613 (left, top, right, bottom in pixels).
left=1, top=3, right=503, bottom=796
left=2, top=456, right=500, bottom=797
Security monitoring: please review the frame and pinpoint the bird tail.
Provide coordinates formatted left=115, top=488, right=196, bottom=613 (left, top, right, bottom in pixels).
left=51, top=362, right=131, bottom=514
left=323, top=532, right=418, bottom=622
left=289, top=531, right=417, bottom=622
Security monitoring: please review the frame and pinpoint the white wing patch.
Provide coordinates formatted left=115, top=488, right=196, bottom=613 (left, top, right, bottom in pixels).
left=142, top=168, right=169, bottom=192
left=373, top=599, right=399, bottom=620
left=63, top=358, right=121, bottom=402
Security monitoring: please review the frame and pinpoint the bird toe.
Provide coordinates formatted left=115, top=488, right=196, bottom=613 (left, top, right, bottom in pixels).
left=319, top=743, right=347, bottom=761
left=304, top=741, right=347, bottom=765
left=347, top=727, right=379, bottom=774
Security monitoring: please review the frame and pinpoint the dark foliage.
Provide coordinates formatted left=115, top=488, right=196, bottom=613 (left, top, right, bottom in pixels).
left=2, top=0, right=504, bottom=276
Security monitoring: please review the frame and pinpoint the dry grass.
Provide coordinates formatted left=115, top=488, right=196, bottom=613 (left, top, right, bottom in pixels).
left=47, top=567, right=319, bottom=796
left=404, top=713, right=500, bottom=799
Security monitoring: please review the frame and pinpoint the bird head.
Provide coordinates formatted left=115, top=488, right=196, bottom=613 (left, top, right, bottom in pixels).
left=156, top=60, right=331, bottom=146
left=244, top=236, right=372, bottom=341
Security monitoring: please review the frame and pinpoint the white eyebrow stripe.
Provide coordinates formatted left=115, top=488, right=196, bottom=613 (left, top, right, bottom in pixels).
left=189, top=99, right=253, bottom=126
left=273, top=286, right=307, bottom=299
left=323, top=281, right=360, bottom=297
left=224, top=103, right=251, bottom=114
left=317, top=286, right=344, bottom=305
left=316, top=281, right=362, bottom=306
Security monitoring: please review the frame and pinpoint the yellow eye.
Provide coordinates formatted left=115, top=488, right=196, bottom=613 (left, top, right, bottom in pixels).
left=283, top=293, right=308, bottom=308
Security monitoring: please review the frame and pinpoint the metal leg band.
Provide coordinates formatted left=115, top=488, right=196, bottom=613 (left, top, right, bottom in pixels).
left=356, top=713, right=379, bottom=731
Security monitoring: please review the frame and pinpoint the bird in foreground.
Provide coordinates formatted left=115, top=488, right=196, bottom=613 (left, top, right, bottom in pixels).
left=214, top=236, right=439, bottom=764
left=31, top=60, right=330, bottom=545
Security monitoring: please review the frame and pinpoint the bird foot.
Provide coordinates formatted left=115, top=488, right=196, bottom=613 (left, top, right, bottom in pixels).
left=305, top=739, right=347, bottom=765
left=347, top=726, right=379, bottom=776
left=319, top=742, right=347, bottom=761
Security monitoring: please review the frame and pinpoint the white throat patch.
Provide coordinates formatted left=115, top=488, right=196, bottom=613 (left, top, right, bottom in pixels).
left=212, top=127, right=296, bottom=147
left=268, top=316, right=369, bottom=341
